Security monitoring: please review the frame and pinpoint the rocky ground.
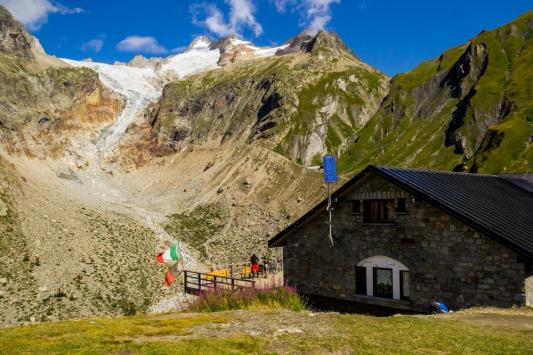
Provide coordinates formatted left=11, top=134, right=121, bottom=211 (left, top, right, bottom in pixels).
left=0, top=133, right=332, bottom=326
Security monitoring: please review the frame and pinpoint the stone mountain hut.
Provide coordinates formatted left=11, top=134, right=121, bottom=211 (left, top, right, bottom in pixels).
left=268, top=165, right=533, bottom=313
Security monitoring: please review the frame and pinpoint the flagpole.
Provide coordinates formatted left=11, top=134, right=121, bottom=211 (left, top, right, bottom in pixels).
left=323, top=155, right=336, bottom=247
left=327, top=182, right=333, bottom=247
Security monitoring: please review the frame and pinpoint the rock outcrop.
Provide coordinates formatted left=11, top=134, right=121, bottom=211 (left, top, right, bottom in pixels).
left=0, top=5, right=36, bottom=59
left=210, top=35, right=257, bottom=66
left=0, top=5, right=122, bottom=158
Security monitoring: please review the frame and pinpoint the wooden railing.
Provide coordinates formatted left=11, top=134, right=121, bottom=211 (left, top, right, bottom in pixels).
left=183, top=270, right=256, bottom=294
left=207, top=262, right=251, bottom=279
left=206, top=259, right=284, bottom=279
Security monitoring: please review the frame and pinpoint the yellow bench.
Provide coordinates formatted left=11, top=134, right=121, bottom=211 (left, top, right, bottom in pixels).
left=242, top=266, right=251, bottom=277
left=205, top=269, right=230, bottom=280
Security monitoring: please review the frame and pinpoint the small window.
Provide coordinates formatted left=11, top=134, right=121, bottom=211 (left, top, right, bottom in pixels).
left=363, top=199, right=395, bottom=223
left=355, top=266, right=366, bottom=294
left=400, top=270, right=410, bottom=300
left=397, top=198, right=407, bottom=213
left=351, top=200, right=361, bottom=215
left=373, top=267, right=393, bottom=298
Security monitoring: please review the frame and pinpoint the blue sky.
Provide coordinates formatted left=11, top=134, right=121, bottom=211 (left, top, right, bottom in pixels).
left=1, top=0, right=531, bottom=75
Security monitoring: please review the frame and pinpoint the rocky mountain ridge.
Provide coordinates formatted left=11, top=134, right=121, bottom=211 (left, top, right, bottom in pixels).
left=0, top=5, right=43, bottom=59
left=129, top=30, right=387, bottom=168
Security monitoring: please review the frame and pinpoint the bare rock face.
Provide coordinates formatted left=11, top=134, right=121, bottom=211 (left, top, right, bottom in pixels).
left=0, top=5, right=35, bottom=59
left=304, top=31, right=359, bottom=60
left=0, top=6, right=122, bottom=158
left=275, top=33, right=313, bottom=56
left=210, top=35, right=257, bottom=66
left=128, top=54, right=163, bottom=70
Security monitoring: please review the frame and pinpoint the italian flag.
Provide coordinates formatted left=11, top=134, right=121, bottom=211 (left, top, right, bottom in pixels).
left=156, top=244, right=181, bottom=264
left=164, top=261, right=183, bottom=288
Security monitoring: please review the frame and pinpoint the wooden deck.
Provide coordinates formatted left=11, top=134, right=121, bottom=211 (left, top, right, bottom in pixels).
left=183, top=270, right=256, bottom=294
left=184, top=259, right=284, bottom=294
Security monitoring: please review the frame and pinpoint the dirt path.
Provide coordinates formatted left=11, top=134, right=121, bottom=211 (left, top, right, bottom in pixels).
left=434, top=307, right=533, bottom=331
left=127, top=307, right=533, bottom=345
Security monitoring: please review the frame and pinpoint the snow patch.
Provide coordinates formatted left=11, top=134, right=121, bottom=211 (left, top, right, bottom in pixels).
left=160, top=47, right=220, bottom=79
left=251, top=44, right=289, bottom=58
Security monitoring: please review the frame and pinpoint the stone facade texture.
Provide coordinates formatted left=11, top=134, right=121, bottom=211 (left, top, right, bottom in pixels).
left=283, top=174, right=532, bottom=312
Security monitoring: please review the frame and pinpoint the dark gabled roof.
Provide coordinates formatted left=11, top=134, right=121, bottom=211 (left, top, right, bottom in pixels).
left=268, top=165, right=533, bottom=262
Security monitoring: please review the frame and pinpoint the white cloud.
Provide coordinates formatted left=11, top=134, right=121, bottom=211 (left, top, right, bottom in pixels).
left=116, top=36, right=168, bottom=54
left=81, top=38, right=104, bottom=53
left=272, top=0, right=291, bottom=12
left=0, top=0, right=83, bottom=31
left=191, top=0, right=263, bottom=38
left=272, top=0, right=340, bottom=34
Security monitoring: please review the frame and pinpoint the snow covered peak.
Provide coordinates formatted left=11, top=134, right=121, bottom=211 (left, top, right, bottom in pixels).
left=160, top=46, right=220, bottom=79
left=186, top=36, right=212, bottom=51
left=229, top=37, right=251, bottom=46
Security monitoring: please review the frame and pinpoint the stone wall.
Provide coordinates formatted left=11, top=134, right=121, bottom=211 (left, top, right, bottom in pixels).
left=283, top=174, right=529, bottom=312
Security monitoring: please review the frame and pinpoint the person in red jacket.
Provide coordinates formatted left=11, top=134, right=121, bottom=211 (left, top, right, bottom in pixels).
left=250, top=253, right=259, bottom=278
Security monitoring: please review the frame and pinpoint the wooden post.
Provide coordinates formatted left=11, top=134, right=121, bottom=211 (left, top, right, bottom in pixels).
left=214, top=276, right=217, bottom=290
left=230, top=265, right=233, bottom=278
left=197, top=272, right=201, bottom=292
left=184, top=270, right=188, bottom=293
left=231, top=278, right=235, bottom=291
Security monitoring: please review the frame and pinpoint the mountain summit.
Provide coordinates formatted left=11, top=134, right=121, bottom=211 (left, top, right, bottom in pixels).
left=186, top=36, right=212, bottom=51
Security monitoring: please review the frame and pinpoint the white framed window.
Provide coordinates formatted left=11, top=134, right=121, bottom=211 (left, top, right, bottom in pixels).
left=355, top=255, right=409, bottom=300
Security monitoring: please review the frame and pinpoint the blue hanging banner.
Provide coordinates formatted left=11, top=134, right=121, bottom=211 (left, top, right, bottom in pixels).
left=323, top=155, right=337, bottom=183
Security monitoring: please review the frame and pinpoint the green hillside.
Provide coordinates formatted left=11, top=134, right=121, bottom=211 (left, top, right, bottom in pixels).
left=339, top=11, right=533, bottom=174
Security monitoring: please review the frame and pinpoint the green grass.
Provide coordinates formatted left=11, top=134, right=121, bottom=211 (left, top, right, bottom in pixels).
left=0, top=313, right=230, bottom=354
left=1, top=309, right=531, bottom=354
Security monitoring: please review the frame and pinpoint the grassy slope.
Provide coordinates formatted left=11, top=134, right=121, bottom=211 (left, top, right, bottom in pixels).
left=1, top=309, right=532, bottom=354
left=338, top=11, right=533, bottom=175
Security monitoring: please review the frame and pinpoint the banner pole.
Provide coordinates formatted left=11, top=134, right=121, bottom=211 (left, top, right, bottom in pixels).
left=328, top=182, right=334, bottom=247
